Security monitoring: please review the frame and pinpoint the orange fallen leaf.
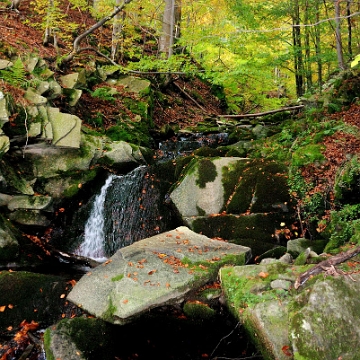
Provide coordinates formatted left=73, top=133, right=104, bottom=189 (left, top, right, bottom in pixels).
left=0, top=306, right=5, bottom=312
left=148, top=269, right=157, bottom=275
left=282, top=345, right=292, bottom=356
left=258, top=271, right=269, bottom=278
left=123, top=299, right=128, bottom=304
left=7, top=326, right=12, bottom=331
left=7, top=304, right=13, bottom=309
left=165, top=282, right=171, bottom=289
left=67, top=279, right=77, bottom=287
left=60, top=294, right=66, bottom=299
left=158, top=253, right=167, bottom=258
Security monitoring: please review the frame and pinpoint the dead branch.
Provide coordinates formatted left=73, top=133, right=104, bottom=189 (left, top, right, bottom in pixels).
left=218, top=105, right=304, bottom=119
left=60, top=0, right=132, bottom=66
left=294, top=245, right=360, bottom=289
left=173, top=81, right=208, bottom=113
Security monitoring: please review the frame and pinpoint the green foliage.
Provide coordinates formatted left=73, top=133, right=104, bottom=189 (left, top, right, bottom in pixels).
left=323, top=204, right=360, bottom=253
left=334, top=156, right=360, bottom=203
left=91, top=87, right=116, bottom=103
left=0, top=58, right=27, bottom=88
left=292, top=144, right=325, bottom=167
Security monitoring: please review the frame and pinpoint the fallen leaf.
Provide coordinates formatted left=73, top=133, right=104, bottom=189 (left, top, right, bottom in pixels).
left=60, top=294, right=66, bottom=299
left=148, top=269, right=157, bottom=275
left=7, top=304, right=13, bottom=309
left=123, top=299, right=128, bottom=304
left=258, top=271, right=269, bottom=278
left=0, top=306, right=5, bottom=312
left=281, top=345, right=292, bottom=356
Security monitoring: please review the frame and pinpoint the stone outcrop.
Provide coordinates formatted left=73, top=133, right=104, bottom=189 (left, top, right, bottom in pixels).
left=220, top=261, right=360, bottom=360
left=67, top=226, right=251, bottom=325
left=170, top=157, right=293, bottom=253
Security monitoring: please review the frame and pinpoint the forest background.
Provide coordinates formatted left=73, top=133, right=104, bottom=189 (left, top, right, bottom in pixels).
left=4, top=0, right=359, bottom=113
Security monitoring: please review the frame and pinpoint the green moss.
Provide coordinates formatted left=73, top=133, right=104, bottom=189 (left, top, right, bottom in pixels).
left=196, top=158, right=217, bottom=188
left=196, top=205, right=206, bottom=216
left=192, top=213, right=291, bottom=243
left=183, top=301, right=216, bottom=319
left=0, top=271, right=68, bottom=331
left=43, top=329, right=55, bottom=360
left=111, top=274, right=124, bottom=282
left=103, top=298, right=117, bottom=322
left=292, top=144, right=325, bottom=166
left=55, top=317, right=114, bottom=360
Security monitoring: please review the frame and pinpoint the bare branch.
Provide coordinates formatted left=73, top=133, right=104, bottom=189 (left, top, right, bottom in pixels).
left=60, top=0, right=133, bottom=65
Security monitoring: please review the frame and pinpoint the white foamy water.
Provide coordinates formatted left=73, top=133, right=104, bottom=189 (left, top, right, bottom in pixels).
left=75, top=175, right=115, bottom=261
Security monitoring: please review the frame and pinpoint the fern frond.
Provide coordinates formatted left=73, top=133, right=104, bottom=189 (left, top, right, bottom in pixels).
left=0, top=58, right=27, bottom=88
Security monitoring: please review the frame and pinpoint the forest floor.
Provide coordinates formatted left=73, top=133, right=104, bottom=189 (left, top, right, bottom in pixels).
left=0, top=1, right=223, bottom=130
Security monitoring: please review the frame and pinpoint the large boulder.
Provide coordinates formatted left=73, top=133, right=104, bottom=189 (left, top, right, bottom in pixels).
left=170, top=158, right=293, bottom=247
left=67, top=226, right=251, bottom=325
left=220, top=261, right=360, bottom=360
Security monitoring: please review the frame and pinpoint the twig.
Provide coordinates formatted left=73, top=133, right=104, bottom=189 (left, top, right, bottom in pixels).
left=210, top=322, right=241, bottom=358
left=173, top=81, right=208, bottom=113
left=294, top=244, right=360, bottom=289
left=218, top=105, right=304, bottom=119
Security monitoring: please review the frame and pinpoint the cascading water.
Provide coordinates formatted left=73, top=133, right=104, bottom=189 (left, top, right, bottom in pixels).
left=74, top=174, right=116, bottom=261
left=75, top=166, right=178, bottom=259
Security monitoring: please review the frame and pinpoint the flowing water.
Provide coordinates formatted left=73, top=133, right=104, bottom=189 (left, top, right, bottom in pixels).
left=75, top=166, right=177, bottom=259
left=74, top=174, right=116, bottom=261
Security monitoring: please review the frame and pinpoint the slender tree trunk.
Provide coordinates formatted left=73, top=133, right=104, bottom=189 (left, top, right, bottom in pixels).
left=334, top=0, right=345, bottom=70
left=304, top=0, right=312, bottom=91
left=314, top=0, right=323, bottom=91
left=292, top=0, right=304, bottom=97
left=159, top=0, right=181, bottom=58
left=346, top=0, right=352, bottom=59
left=111, top=0, right=125, bottom=62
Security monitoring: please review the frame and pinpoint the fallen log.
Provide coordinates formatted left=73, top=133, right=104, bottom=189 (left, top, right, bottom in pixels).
left=294, top=245, right=360, bottom=289
left=217, top=105, right=304, bottom=119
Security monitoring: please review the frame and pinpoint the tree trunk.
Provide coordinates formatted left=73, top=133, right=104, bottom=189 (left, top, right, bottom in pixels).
left=159, top=0, right=181, bottom=58
left=292, top=0, right=304, bottom=97
left=304, top=0, right=312, bottom=91
left=334, top=0, right=345, bottom=70
left=346, top=0, right=352, bottom=59
left=314, top=0, right=323, bottom=91
left=111, top=0, right=125, bottom=62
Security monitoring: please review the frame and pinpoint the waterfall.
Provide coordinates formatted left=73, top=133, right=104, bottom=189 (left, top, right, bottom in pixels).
left=75, top=175, right=116, bottom=261
left=75, top=166, right=179, bottom=259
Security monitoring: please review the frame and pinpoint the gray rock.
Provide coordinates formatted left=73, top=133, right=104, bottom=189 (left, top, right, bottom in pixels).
left=110, top=76, right=151, bottom=95
left=0, top=91, right=9, bottom=126
left=25, top=56, right=39, bottom=72
left=36, top=81, right=50, bottom=95
left=290, top=275, right=360, bottom=359
left=99, top=141, right=145, bottom=169
left=9, top=209, right=50, bottom=227
left=59, top=72, right=86, bottom=89
left=170, top=157, right=245, bottom=217
left=67, top=226, right=251, bottom=324
left=47, top=79, right=62, bottom=99
left=63, top=88, right=82, bottom=107
left=7, top=195, right=52, bottom=211
left=47, top=107, right=82, bottom=148
left=0, top=60, right=13, bottom=70
left=0, top=133, right=10, bottom=156
left=270, top=279, right=292, bottom=290
left=279, top=253, right=293, bottom=264
left=0, top=217, right=18, bottom=261
left=24, top=88, right=47, bottom=105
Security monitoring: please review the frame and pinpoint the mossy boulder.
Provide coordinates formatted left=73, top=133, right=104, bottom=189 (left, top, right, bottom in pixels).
left=289, top=275, right=360, bottom=360
left=220, top=262, right=360, bottom=360
left=0, top=271, right=71, bottom=331
left=44, top=317, right=114, bottom=360
left=67, top=227, right=251, bottom=325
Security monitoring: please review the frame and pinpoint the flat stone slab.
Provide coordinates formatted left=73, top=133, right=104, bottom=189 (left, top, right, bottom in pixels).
left=67, top=226, right=251, bottom=325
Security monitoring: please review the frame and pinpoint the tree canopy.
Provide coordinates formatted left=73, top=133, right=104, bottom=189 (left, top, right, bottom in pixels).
left=7, top=0, right=360, bottom=112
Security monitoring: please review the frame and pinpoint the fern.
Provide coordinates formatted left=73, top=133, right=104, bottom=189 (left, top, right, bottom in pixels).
left=0, top=58, right=27, bottom=88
